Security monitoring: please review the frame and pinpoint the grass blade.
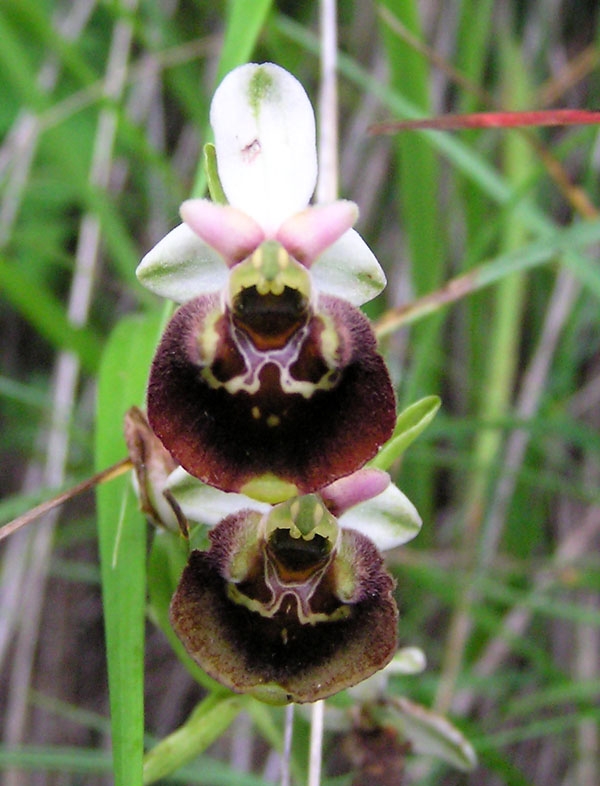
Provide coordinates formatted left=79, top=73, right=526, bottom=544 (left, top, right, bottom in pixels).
left=95, top=309, right=165, bottom=786
left=0, top=256, right=102, bottom=373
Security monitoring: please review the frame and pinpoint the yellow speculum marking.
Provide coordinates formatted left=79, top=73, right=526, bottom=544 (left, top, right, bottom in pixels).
left=277, top=245, right=288, bottom=268
left=318, top=312, right=340, bottom=367
left=197, top=308, right=221, bottom=364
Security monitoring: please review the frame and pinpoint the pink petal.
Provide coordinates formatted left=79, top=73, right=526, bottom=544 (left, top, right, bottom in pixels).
left=276, top=200, right=359, bottom=268
left=180, top=199, right=264, bottom=267
left=320, top=468, right=390, bottom=518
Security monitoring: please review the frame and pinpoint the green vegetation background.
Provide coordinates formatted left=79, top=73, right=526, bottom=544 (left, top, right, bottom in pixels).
left=1, top=1, right=599, bottom=784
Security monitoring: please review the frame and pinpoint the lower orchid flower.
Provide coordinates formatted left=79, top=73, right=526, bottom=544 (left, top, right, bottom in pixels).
left=123, top=405, right=426, bottom=705
left=163, top=465, right=422, bottom=704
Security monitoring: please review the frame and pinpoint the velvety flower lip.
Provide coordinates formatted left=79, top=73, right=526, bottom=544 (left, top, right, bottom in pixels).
left=136, top=63, right=387, bottom=308
left=169, top=497, right=398, bottom=704
left=147, top=291, right=396, bottom=501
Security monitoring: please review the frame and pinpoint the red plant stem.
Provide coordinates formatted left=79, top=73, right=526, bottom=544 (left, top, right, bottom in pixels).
left=370, top=109, right=600, bottom=135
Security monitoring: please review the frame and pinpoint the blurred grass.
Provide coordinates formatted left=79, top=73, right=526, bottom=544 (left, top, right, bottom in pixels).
left=1, top=1, right=599, bottom=785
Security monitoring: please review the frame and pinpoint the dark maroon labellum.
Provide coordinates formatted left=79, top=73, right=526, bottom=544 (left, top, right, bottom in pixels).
left=169, top=510, right=398, bottom=704
left=147, top=292, right=396, bottom=496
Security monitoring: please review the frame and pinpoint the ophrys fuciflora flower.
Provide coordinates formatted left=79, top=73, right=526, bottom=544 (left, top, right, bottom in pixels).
left=169, top=489, right=402, bottom=704
left=136, top=63, right=395, bottom=502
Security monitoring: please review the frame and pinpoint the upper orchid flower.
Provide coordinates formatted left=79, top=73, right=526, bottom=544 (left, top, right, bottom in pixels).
left=136, top=62, right=386, bottom=307
left=136, top=64, right=396, bottom=502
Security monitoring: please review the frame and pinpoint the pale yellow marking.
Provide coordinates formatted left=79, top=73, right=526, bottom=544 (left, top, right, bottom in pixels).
left=270, top=278, right=284, bottom=295
left=241, top=474, right=298, bottom=504
left=266, top=414, right=280, bottom=427
left=252, top=247, right=263, bottom=268
left=277, top=245, right=289, bottom=269
left=318, top=313, right=340, bottom=366
left=252, top=406, right=261, bottom=419
left=256, top=278, right=270, bottom=295
left=313, top=505, right=324, bottom=528
left=197, top=308, right=221, bottom=364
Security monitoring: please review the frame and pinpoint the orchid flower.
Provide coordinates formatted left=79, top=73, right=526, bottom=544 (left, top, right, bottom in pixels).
left=136, top=63, right=395, bottom=502
left=124, top=405, right=422, bottom=553
left=124, top=411, right=422, bottom=704
left=168, top=466, right=421, bottom=704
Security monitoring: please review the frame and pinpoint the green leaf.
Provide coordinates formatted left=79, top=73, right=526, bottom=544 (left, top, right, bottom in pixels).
left=0, top=745, right=111, bottom=776
left=378, top=0, right=444, bottom=405
left=369, top=396, right=441, bottom=470
left=276, top=16, right=600, bottom=301
left=5, top=0, right=98, bottom=90
left=215, top=0, right=274, bottom=85
left=374, top=218, right=600, bottom=337
left=0, top=8, right=46, bottom=111
left=204, top=143, right=227, bottom=204
left=95, top=310, right=165, bottom=786
left=143, top=694, right=244, bottom=784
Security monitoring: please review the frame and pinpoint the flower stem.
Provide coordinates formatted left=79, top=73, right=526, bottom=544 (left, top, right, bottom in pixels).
left=316, top=0, right=338, bottom=203
left=0, top=458, right=133, bottom=542
left=308, top=700, right=324, bottom=786
left=281, top=703, right=294, bottom=786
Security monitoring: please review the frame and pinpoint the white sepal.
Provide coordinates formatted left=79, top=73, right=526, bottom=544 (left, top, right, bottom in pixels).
left=210, top=63, right=317, bottom=235
left=136, top=223, right=229, bottom=302
left=165, top=466, right=269, bottom=526
left=339, top=482, right=422, bottom=551
left=384, top=697, right=478, bottom=771
left=311, top=228, right=386, bottom=306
